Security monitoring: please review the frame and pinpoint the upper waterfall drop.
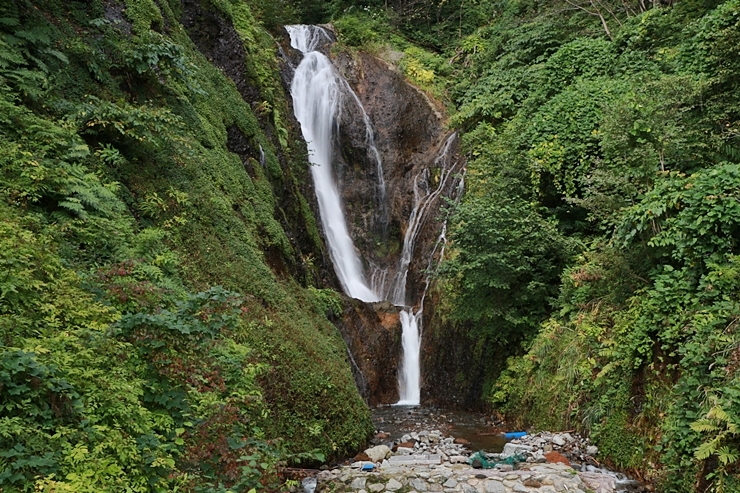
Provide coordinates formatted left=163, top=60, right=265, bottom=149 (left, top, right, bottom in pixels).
left=287, top=25, right=379, bottom=303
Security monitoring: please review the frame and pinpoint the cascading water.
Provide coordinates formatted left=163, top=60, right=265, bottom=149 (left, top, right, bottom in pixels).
left=394, top=134, right=462, bottom=405
left=287, top=25, right=465, bottom=406
left=287, top=25, right=378, bottom=302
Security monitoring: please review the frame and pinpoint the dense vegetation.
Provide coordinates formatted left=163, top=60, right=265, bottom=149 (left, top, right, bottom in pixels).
left=0, top=0, right=373, bottom=491
left=4, top=0, right=740, bottom=490
left=325, top=0, right=740, bottom=490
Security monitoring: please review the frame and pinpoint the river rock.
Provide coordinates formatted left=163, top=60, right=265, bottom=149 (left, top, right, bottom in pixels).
left=501, top=443, right=533, bottom=457
left=352, top=478, right=367, bottom=490
left=484, top=480, right=506, bottom=493
left=461, top=484, right=477, bottom=493
left=368, top=484, right=385, bottom=493
left=587, top=445, right=599, bottom=456
left=410, top=478, right=429, bottom=491
left=386, top=478, right=403, bottom=491
left=545, top=451, right=570, bottom=466
left=366, top=445, right=392, bottom=462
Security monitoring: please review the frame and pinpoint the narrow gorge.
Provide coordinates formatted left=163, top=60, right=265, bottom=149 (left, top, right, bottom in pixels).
left=284, top=25, right=465, bottom=406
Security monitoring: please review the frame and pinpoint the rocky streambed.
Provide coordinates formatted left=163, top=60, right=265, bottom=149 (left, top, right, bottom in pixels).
left=297, top=407, right=647, bottom=493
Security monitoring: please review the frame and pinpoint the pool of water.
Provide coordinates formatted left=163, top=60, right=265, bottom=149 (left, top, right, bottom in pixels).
left=371, top=405, right=508, bottom=452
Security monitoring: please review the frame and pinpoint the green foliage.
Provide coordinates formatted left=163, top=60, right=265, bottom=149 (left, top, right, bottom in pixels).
left=0, top=0, right=373, bottom=491
left=441, top=193, right=573, bottom=345
left=333, top=9, right=391, bottom=47
left=123, top=0, right=164, bottom=35
left=308, top=286, right=344, bottom=318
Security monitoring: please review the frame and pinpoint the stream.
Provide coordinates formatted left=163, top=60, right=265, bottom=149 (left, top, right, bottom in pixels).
left=367, top=405, right=649, bottom=492
left=372, top=405, right=507, bottom=452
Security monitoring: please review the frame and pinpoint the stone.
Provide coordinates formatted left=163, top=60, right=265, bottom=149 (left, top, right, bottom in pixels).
left=366, top=445, right=392, bottom=462
left=494, top=464, right=513, bottom=472
left=454, top=437, right=470, bottom=445
left=386, top=478, right=403, bottom=491
left=484, top=480, right=506, bottom=493
left=544, top=451, right=570, bottom=466
left=443, top=478, right=458, bottom=488
left=512, top=483, right=530, bottom=493
left=552, top=435, right=566, bottom=447
left=396, top=447, right=415, bottom=455
left=352, top=478, right=368, bottom=490
left=449, top=456, right=469, bottom=464
left=368, top=484, right=386, bottom=493
left=523, top=478, right=542, bottom=488
left=471, top=458, right=483, bottom=469
left=355, top=452, right=372, bottom=462
left=411, top=478, right=429, bottom=491
left=461, top=484, right=477, bottom=493
left=586, top=445, right=598, bottom=456
left=502, top=443, right=533, bottom=457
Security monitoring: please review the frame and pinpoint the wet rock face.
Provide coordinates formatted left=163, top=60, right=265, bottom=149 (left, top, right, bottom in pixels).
left=282, top=31, right=464, bottom=404
left=335, top=299, right=402, bottom=405
left=333, top=53, right=459, bottom=305
left=181, top=0, right=259, bottom=103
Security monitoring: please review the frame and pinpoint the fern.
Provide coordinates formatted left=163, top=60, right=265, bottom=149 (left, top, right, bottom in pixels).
left=691, top=396, right=740, bottom=492
left=719, top=142, right=740, bottom=163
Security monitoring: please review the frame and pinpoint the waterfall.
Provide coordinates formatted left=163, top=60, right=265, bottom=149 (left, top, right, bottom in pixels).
left=287, top=25, right=465, bottom=407
left=287, top=25, right=378, bottom=302
left=394, top=133, right=461, bottom=405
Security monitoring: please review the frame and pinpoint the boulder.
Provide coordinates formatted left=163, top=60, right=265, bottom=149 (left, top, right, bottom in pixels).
left=484, top=480, right=506, bottom=493
left=410, top=478, right=429, bottom=492
left=366, top=445, right=392, bottom=462
left=386, top=478, right=403, bottom=491
left=544, top=451, right=570, bottom=466
left=501, top=443, right=533, bottom=457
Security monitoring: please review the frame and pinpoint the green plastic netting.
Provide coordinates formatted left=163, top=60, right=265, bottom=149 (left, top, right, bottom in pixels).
left=467, top=451, right=527, bottom=469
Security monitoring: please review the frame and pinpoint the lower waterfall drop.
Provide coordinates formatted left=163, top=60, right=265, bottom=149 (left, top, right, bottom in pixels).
left=394, top=134, right=462, bottom=405
left=397, top=310, right=421, bottom=405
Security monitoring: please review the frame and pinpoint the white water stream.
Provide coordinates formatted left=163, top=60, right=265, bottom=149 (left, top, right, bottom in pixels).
left=287, top=25, right=378, bottom=302
left=288, top=25, right=463, bottom=406
left=394, top=134, right=461, bottom=405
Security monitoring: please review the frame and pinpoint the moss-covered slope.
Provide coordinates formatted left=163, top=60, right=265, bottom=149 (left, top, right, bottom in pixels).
left=0, top=0, right=372, bottom=490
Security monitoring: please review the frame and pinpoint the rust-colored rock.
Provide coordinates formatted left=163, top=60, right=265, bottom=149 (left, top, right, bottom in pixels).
left=353, top=452, right=371, bottom=462
left=544, top=451, right=571, bottom=466
left=523, top=479, right=542, bottom=488
left=454, top=437, right=470, bottom=445
left=397, top=441, right=416, bottom=449
left=335, top=299, right=401, bottom=405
